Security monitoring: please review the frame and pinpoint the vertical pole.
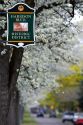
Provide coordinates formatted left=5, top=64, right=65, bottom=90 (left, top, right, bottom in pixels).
left=70, top=0, right=75, bottom=17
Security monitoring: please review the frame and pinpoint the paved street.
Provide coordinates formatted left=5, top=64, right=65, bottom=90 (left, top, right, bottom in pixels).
left=33, top=115, right=74, bottom=125
left=35, top=117, right=58, bottom=125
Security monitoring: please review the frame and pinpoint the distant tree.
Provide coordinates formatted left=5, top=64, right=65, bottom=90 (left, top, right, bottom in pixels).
left=39, top=89, right=58, bottom=109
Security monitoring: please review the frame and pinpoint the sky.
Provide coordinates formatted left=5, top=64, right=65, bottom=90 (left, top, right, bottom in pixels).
left=71, top=10, right=83, bottom=56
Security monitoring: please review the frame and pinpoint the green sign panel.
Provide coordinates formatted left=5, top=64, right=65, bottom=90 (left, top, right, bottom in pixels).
left=7, top=3, right=35, bottom=47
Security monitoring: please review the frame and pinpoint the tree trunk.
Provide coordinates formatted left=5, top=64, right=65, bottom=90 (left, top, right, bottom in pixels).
left=0, top=1, right=35, bottom=125
left=0, top=45, right=10, bottom=125
left=0, top=46, right=24, bottom=125
left=8, top=48, right=24, bottom=125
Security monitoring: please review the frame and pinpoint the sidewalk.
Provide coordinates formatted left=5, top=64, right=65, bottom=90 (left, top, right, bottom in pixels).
left=22, top=112, right=37, bottom=125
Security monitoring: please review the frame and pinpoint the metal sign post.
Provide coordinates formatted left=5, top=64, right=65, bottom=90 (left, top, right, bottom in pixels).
left=7, top=3, right=35, bottom=47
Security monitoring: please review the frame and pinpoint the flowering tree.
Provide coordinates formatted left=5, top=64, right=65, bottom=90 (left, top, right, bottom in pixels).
left=18, top=0, right=83, bottom=104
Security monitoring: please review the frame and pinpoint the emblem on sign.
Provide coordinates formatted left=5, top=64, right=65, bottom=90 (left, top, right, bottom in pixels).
left=7, top=3, right=35, bottom=47
left=18, top=5, right=24, bottom=11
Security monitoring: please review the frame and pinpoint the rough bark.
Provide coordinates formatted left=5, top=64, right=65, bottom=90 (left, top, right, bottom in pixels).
left=0, top=45, right=10, bottom=125
left=0, top=46, right=24, bottom=125
left=8, top=48, right=24, bottom=125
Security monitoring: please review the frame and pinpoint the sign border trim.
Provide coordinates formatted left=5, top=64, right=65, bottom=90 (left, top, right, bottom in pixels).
left=7, top=3, right=35, bottom=48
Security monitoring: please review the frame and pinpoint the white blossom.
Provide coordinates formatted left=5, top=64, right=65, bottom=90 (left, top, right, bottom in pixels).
left=1, top=0, right=83, bottom=105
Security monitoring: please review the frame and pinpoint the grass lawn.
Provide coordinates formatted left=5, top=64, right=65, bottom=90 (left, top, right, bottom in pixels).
left=22, top=111, right=37, bottom=125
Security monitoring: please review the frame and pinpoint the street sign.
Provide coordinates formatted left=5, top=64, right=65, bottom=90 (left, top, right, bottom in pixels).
left=7, top=3, right=35, bottom=47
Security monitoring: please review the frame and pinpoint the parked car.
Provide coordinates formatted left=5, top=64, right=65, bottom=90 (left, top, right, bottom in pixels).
left=62, top=112, right=74, bottom=123
left=73, top=113, right=83, bottom=125
left=73, top=113, right=79, bottom=123
left=36, top=108, right=44, bottom=117
left=30, top=107, right=38, bottom=114
left=49, top=110, right=56, bottom=118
